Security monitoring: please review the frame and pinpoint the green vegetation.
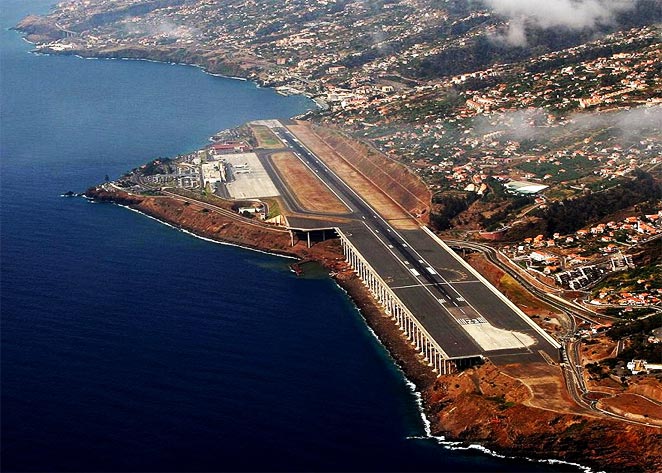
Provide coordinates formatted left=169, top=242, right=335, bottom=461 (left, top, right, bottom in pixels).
left=585, top=362, right=609, bottom=379
left=605, top=313, right=662, bottom=364
left=140, top=157, right=174, bottom=176
left=263, top=197, right=281, bottom=219
left=486, top=395, right=516, bottom=410
left=517, top=155, right=596, bottom=183
left=168, top=187, right=234, bottom=210
left=430, top=193, right=476, bottom=230
left=608, top=314, right=661, bottom=341
left=533, top=170, right=661, bottom=235
left=250, top=125, right=283, bottom=149
left=595, top=263, right=662, bottom=293
left=594, top=241, right=662, bottom=299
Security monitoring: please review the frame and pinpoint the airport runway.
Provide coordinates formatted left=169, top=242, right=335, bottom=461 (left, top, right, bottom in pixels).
left=270, top=124, right=560, bottom=363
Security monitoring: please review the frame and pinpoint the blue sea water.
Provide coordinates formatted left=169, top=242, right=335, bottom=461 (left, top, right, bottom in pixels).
left=1, top=2, right=577, bottom=472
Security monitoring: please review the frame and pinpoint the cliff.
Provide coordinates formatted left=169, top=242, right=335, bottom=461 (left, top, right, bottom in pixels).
left=15, top=15, right=64, bottom=43
left=84, top=186, right=346, bottom=266
left=337, top=270, right=662, bottom=472
left=85, top=186, right=662, bottom=472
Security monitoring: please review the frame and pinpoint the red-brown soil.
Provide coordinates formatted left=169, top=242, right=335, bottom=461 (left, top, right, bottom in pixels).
left=287, top=123, right=420, bottom=229
left=85, top=187, right=344, bottom=266
left=310, top=124, right=431, bottom=219
left=85, top=185, right=662, bottom=472
left=335, top=265, right=662, bottom=472
left=270, top=152, right=349, bottom=214
left=465, top=253, right=570, bottom=335
left=598, top=394, right=662, bottom=425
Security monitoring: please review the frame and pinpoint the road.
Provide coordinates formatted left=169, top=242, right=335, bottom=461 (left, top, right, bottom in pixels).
left=444, top=239, right=616, bottom=327
left=446, top=238, right=661, bottom=427
left=159, top=189, right=290, bottom=233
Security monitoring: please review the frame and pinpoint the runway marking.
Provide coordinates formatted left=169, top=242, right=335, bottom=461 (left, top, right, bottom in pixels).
left=391, top=283, right=435, bottom=290
left=274, top=128, right=354, bottom=212
left=441, top=280, right=481, bottom=284
left=457, top=316, right=488, bottom=326
left=390, top=280, right=480, bottom=290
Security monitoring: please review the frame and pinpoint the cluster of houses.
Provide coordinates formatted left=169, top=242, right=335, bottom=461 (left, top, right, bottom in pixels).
left=503, top=210, right=662, bottom=291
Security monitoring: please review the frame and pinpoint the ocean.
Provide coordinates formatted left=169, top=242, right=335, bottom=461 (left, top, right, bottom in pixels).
left=1, top=1, right=574, bottom=471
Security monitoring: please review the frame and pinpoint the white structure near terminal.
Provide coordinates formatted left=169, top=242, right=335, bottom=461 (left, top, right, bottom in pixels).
left=504, top=180, right=549, bottom=195
left=627, top=359, right=662, bottom=375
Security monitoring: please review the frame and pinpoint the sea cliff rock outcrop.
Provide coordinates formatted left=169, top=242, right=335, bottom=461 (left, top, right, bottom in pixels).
left=85, top=185, right=662, bottom=472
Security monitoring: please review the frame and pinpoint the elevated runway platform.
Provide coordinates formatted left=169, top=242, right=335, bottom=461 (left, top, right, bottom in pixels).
left=252, top=120, right=561, bottom=372
left=340, top=222, right=559, bottom=364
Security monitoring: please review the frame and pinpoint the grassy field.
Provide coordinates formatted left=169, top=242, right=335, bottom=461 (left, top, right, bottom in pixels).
left=250, top=125, right=283, bottom=149
left=262, top=197, right=282, bottom=219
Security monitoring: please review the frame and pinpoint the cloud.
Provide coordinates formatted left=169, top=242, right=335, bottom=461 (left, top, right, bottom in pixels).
left=483, top=0, right=635, bottom=46
left=473, top=105, right=662, bottom=142
left=121, top=19, right=198, bottom=40
left=473, top=108, right=549, bottom=140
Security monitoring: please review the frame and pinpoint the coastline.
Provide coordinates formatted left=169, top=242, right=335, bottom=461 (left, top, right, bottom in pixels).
left=84, top=186, right=662, bottom=473
left=21, top=39, right=320, bottom=102
left=11, top=10, right=661, bottom=473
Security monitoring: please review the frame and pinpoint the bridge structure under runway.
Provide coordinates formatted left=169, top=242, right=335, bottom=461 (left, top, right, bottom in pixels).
left=257, top=120, right=561, bottom=373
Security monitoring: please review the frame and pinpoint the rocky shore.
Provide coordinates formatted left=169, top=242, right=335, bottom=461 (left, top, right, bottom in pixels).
left=85, top=186, right=662, bottom=472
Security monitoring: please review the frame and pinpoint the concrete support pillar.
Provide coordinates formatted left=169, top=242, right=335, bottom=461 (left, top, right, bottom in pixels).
left=343, top=232, right=454, bottom=377
left=307, top=231, right=311, bottom=248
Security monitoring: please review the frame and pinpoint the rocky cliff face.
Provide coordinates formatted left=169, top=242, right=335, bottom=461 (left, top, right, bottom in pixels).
left=334, top=270, right=662, bottom=472
left=426, top=365, right=661, bottom=472
left=15, top=15, right=63, bottom=43
left=84, top=187, right=346, bottom=263
left=85, top=186, right=662, bottom=472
